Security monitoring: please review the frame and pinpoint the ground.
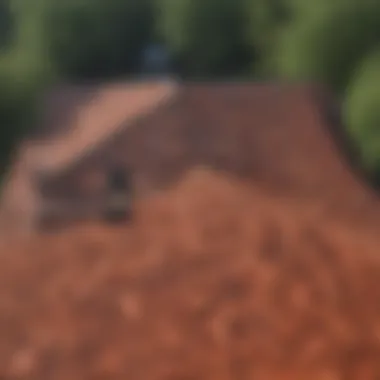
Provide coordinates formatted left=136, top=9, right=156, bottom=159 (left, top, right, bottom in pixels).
left=1, top=169, right=380, bottom=379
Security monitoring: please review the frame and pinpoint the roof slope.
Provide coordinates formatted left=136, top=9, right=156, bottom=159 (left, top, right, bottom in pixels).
left=30, top=82, right=373, bottom=202
left=170, top=83, right=375, bottom=205
left=23, top=79, right=178, bottom=175
left=1, top=80, right=379, bottom=236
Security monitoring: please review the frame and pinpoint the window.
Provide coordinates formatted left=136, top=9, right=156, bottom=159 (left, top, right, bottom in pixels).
left=103, top=164, right=133, bottom=223
left=107, top=165, right=130, bottom=192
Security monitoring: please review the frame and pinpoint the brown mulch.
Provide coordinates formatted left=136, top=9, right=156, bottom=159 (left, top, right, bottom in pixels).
left=1, top=169, right=380, bottom=379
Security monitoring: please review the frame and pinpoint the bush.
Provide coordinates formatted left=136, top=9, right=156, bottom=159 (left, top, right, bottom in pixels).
left=0, top=0, right=54, bottom=176
left=245, top=0, right=291, bottom=76
left=45, top=0, right=154, bottom=80
left=344, top=49, right=380, bottom=181
left=275, top=1, right=380, bottom=93
left=157, top=0, right=251, bottom=77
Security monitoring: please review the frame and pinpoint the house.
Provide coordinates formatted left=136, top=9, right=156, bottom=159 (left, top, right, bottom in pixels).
left=0, top=79, right=372, bottom=233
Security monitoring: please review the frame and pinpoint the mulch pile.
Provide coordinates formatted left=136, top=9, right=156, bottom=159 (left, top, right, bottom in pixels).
left=1, top=169, right=380, bottom=379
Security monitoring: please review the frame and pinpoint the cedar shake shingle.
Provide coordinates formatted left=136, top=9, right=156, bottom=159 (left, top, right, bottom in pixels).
left=25, top=80, right=178, bottom=175
left=0, top=80, right=378, bottom=234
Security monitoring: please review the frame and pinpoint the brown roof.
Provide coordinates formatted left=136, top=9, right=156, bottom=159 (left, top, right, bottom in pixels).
left=23, top=79, right=178, bottom=175
left=2, top=80, right=379, bottom=236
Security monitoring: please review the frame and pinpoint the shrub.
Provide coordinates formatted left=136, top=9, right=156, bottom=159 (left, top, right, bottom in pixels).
left=344, top=49, right=380, bottom=182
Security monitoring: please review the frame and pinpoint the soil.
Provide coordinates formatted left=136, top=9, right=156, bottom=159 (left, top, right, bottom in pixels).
left=1, top=169, right=380, bottom=379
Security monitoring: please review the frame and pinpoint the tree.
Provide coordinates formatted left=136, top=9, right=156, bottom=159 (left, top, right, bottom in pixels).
left=45, top=0, right=155, bottom=80
left=0, top=0, right=14, bottom=49
left=275, top=1, right=380, bottom=93
left=245, top=0, right=291, bottom=76
left=0, top=0, right=54, bottom=174
left=344, top=49, right=380, bottom=180
left=157, top=0, right=251, bottom=78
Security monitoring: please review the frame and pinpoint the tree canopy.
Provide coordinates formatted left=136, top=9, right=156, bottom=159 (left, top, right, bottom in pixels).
left=157, top=0, right=251, bottom=77
left=45, top=0, right=155, bottom=80
left=344, top=50, right=380, bottom=178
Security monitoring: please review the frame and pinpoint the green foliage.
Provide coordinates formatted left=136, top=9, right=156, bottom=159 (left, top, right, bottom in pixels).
left=0, top=0, right=54, bottom=174
left=344, top=49, right=380, bottom=178
left=275, top=1, right=380, bottom=92
left=0, top=0, right=14, bottom=49
left=0, top=0, right=378, bottom=186
left=45, top=0, right=154, bottom=80
left=158, top=0, right=251, bottom=77
left=245, top=0, right=290, bottom=76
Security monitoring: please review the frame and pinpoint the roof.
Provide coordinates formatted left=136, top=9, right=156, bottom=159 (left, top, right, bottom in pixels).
left=1, top=79, right=376, bottom=228
left=13, top=80, right=374, bottom=205
left=22, top=79, right=179, bottom=176
left=23, top=81, right=314, bottom=179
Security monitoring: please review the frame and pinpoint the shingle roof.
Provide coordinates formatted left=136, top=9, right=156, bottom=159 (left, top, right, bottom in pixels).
left=1, top=80, right=378, bottom=235
left=23, top=79, right=178, bottom=176
left=12, top=81, right=375, bottom=201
